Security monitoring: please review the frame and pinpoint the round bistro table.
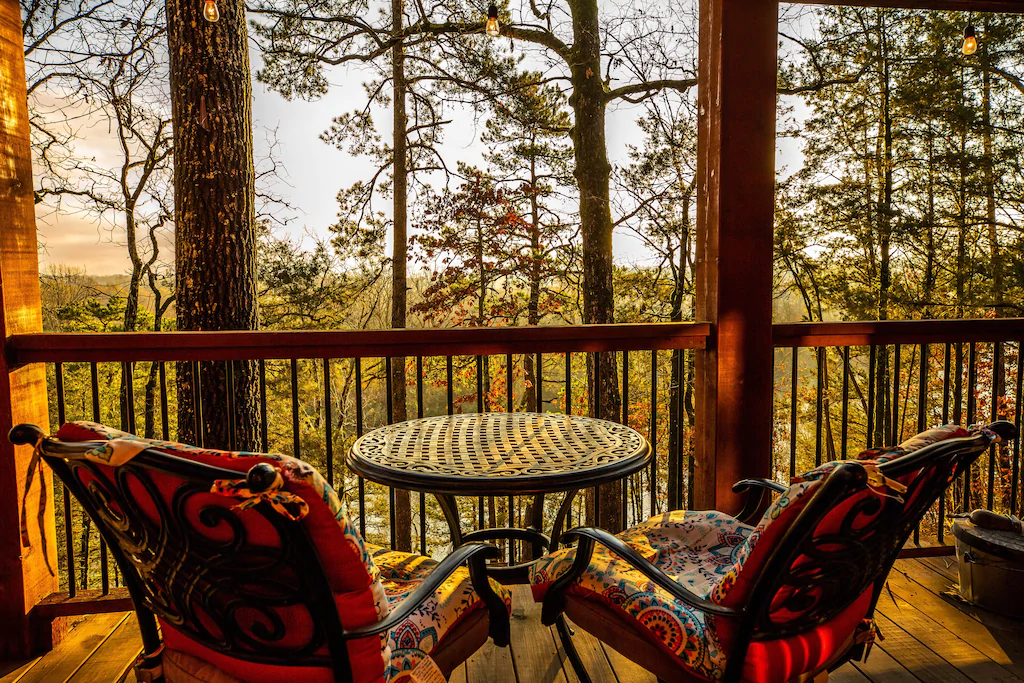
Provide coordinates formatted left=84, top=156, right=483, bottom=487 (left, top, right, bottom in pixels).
left=347, top=411, right=652, bottom=583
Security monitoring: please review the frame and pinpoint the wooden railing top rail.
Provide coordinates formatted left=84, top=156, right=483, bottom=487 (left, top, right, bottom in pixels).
left=6, top=322, right=712, bottom=366
left=774, top=318, right=1024, bottom=348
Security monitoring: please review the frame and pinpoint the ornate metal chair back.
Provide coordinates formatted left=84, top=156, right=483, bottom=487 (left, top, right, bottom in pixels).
left=739, top=425, right=1012, bottom=644
left=13, top=424, right=354, bottom=676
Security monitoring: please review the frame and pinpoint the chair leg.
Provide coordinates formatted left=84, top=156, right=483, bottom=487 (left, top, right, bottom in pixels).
left=555, top=615, right=592, bottom=683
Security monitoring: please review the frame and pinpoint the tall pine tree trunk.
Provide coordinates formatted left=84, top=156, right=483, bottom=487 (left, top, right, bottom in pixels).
left=168, top=0, right=260, bottom=450
left=981, top=31, right=1003, bottom=317
left=570, top=0, right=621, bottom=531
left=390, top=0, right=412, bottom=551
left=524, top=154, right=541, bottom=412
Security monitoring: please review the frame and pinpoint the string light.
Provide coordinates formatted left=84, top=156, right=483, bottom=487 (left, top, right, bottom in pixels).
left=962, top=24, right=978, bottom=55
left=203, top=0, right=220, bottom=23
left=486, top=4, right=500, bottom=37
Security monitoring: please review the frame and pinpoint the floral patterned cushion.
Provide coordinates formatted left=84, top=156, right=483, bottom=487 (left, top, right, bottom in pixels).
left=530, top=510, right=752, bottom=679
left=368, top=545, right=513, bottom=681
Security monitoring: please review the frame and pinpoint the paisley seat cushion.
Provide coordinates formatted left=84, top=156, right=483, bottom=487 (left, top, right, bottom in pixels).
left=369, top=545, right=513, bottom=681
left=531, top=511, right=751, bottom=678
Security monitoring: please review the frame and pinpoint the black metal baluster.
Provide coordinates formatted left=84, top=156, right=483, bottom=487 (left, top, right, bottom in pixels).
left=324, top=359, right=333, bottom=487
left=966, top=342, right=978, bottom=512
left=227, top=362, right=236, bottom=454
left=867, top=346, right=876, bottom=449
left=416, top=356, right=426, bottom=555
left=988, top=342, right=1001, bottom=510
left=159, top=362, right=169, bottom=441
left=355, top=358, right=366, bottom=537
left=622, top=350, right=630, bottom=526
left=1013, top=343, right=1023, bottom=517
left=565, top=352, right=572, bottom=415
left=536, top=352, right=543, bottom=411
left=291, top=358, right=301, bottom=459
left=259, top=359, right=268, bottom=452
left=476, top=355, right=485, bottom=530
left=790, top=347, right=798, bottom=478
left=386, top=357, right=396, bottom=547
left=447, top=356, right=454, bottom=416
left=685, top=350, right=694, bottom=509
left=191, top=361, right=204, bottom=448
left=891, top=344, right=901, bottom=446
left=815, top=347, right=824, bottom=467
left=89, top=362, right=107, bottom=591
left=225, top=361, right=236, bottom=452
left=650, top=350, right=658, bottom=516
left=938, top=343, right=951, bottom=544
left=123, top=361, right=137, bottom=435
left=841, top=347, right=850, bottom=460
left=506, top=353, right=514, bottom=413
left=915, top=343, right=928, bottom=545
left=56, top=363, right=75, bottom=597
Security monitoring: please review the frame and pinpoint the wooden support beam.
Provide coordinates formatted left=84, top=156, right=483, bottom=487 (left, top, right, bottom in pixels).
left=694, top=0, right=778, bottom=514
left=0, top=0, right=58, bottom=658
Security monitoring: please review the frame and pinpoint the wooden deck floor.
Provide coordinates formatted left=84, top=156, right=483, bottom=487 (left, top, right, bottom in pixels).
left=3, top=558, right=1023, bottom=683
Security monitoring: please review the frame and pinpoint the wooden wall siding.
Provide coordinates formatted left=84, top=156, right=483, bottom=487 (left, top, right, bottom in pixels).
left=693, top=0, right=779, bottom=514
left=0, top=0, right=58, bottom=658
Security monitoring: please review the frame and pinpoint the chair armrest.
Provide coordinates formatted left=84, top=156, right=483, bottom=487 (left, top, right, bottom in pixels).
left=733, top=478, right=787, bottom=525
left=341, top=542, right=509, bottom=645
left=540, top=527, right=742, bottom=626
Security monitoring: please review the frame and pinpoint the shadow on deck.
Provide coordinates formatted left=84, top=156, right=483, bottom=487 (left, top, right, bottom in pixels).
left=3, top=559, right=1023, bottom=683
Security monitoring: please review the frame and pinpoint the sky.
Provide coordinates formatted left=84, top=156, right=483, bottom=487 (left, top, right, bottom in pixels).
left=33, top=14, right=806, bottom=277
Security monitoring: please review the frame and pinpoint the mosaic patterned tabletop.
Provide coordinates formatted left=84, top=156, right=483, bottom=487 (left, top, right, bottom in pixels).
left=348, top=412, right=651, bottom=495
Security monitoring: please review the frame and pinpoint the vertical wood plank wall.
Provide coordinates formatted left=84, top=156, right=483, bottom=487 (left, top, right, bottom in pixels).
left=0, top=0, right=58, bottom=657
left=693, top=0, right=778, bottom=513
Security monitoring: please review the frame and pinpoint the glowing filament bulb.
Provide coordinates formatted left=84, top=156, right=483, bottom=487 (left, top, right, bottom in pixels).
left=962, top=24, right=977, bottom=55
left=203, top=0, right=220, bottom=23
left=486, top=4, right=500, bottom=37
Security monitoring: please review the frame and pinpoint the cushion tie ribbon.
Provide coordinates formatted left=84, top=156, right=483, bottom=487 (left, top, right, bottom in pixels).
left=20, top=436, right=55, bottom=576
left=861, top=462, right=908, bottom=503
left=211, top=469, right=309, bottom=521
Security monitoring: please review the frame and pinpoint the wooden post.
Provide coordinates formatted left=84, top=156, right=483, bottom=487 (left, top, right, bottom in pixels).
left=693, top=0, right=778, bottom=513
left=0, top=0, right=58, bottom=657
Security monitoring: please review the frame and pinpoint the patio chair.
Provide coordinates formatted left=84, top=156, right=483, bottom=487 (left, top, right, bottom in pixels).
left=531, top=421, right=1018, bottom=683
left=11, top=421, right=511, bottom=683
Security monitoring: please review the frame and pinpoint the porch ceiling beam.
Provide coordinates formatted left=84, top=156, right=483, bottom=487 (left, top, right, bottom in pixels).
left=785, top=0, right=1024, bottom=13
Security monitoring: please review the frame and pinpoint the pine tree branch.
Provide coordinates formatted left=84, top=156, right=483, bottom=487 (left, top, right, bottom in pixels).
left=605, top=78, right=697, bottom=103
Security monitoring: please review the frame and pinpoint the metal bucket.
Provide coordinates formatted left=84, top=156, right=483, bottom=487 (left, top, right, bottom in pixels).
left=952, top=519, right=1024, bottom=618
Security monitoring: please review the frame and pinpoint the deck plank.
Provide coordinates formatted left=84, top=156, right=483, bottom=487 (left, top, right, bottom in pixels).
left=875, top=590, right=1022, bottom=682
left=828, top=662, right=872, bottom=682
left=598, top=642, right=656, bottom=683
left=464, top=637, right=516, bottom=683
left=872, top=612, right=973, bottom=683
left=556, top=618, right=622, bottom=683
left=508, top=586, right=568, bottom=683
left=850, top=644, right=922, bottom=683
left=66, top=614, right=142, bottom=683
left=15, top=613, right=129, bottom=683
left=888, top=560, right=1024, bottom=678
left=4, top=558, right=1024, bottom=683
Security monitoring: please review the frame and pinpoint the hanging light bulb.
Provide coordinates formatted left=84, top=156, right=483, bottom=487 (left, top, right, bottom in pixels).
left=962, top=24, right=978, bottom=55
left=203, top=0, right=220, bottom=23
left=486, top=4, right=500, bottom=37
